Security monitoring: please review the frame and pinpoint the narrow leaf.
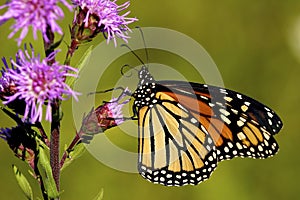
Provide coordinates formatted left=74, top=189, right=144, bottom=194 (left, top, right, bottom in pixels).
left=93, top=188, right=104, bottom=200
left=45, top=34, right=64, bottom=55
left=12, top=165, right=33, bottom=200
left=38, top=146, right=59, bottom=199
left=61, top=142, right=86, bottom=171
left=65, top=45, right=93, bottom=87
left=1, top=106, right=23, bottom=124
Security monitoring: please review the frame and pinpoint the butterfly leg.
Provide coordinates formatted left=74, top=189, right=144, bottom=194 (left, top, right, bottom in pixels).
left=87, top=86, right=132, bottom=97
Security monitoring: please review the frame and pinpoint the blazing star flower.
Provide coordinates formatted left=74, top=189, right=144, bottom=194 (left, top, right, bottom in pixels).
left=3, top=45, right=80, bottom=123
left=0, top=0, right=72, bottom=46
left=95, top=94, right=130, bottom=126
left=72, top=0, right=137, bottom=46
left=80, top=88, right=130, bottom=143
left=0, top=58, right=28, bottom=114
left=0, top=58, right=17, bottom=99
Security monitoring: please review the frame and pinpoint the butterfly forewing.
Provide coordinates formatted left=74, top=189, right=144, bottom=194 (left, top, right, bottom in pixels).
left=158, top=81, right=282, bottom=161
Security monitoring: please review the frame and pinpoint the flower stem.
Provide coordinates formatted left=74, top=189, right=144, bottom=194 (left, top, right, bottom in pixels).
left=60, top=131, right=81, bottom=169
left=35, top=122, right=50, bottom=147
left=43, top=26, right=61, bottom=197
left=50, top=100, right=61, bottom=194
left=64, top=38, right=80, bottom=65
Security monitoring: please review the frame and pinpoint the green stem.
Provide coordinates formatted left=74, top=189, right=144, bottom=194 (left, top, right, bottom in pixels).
left=60, top=131, right=81, bottom=169
left=50, top=100, right=61, bottom=195
left=64, top=38, right=80, bottom=65
left=35, top=122, right=50, bottom=147
left=43, top=25, right=60, bottom=199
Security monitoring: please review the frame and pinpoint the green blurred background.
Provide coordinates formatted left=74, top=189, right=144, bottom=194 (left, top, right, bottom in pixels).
left=0, top=0, right=299, bottom=199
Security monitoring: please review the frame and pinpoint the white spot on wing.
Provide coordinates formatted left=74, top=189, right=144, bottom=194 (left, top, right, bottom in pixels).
left=224, top=96, right=233, bottom=102
left=236, top=142, right=243, bottom=150
left=224, top=146, right=229, bottom=153
left=268, top=119, right=273, bottom=126
left=228, top=142, right=233, bottom=148
left=220, top=108, right=230, bottom=116
left=241, top=105, right=248, bottom=112
left=237, top=120, right=244, bottom=127
left=221, top=114, right=231, bottom=124
left=177, top=103, right=188, bottom=112
left=191, top=118, right=197, bottom=124
left=237, top=132, right=246, bottom=140
left=231, top=108, right=238, bottom=115
left=239, top=117, right=246, bottom=122
left=263, top=132, right=270, bottom=140
left=200, top=95, right=208, bottom=100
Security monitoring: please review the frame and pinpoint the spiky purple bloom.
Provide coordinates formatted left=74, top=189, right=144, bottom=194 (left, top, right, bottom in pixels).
left=94, top=88, right=130, bottom=126
left=0, top=58, right=17, bottom=98
left=0, top=58, right=28, bottom=114
left=80, top=88, right=130, bottom=142
left=0, top=0, right=72, bottom=46
left=3, top=45, right=80, bottom=123
left=72, top=0, right=137, bottom=46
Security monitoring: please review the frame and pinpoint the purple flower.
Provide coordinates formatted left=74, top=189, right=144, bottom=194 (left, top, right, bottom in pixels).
left=0, top=58, right=17, bottom=98
left=0, top=58, right=28, bottom=114
left=95, top=88, right=130, bottom=126
left=0, top=0, right=72, bottom=46
left=3, top=45, right=80, bottom=123
left=72, top=0, right=137, bottom=46
left=80, top=88, right=130, bottom=143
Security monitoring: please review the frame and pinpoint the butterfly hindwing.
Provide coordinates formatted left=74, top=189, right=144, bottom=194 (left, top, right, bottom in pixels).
left=137, top=94, right=217, bottom=186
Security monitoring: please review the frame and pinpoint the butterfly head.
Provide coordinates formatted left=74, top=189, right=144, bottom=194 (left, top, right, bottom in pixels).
left=132, top=66, right=157, bottom=108
left=138, top=66, right=154, bottom=84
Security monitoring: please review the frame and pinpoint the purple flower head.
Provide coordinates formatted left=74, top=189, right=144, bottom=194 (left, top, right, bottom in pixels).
left=80, top=88, right=130, bottom=143
left=0, top=0, right=72, bottom=46
left=3, top=45, right=80, bottom=123
left=96, top=88, right=131, bottom=125
left=72, top=0, right=137, bottom=46
left=0, top=58, right=17, bottom=98
left=0, top=58, right=27, bottom=114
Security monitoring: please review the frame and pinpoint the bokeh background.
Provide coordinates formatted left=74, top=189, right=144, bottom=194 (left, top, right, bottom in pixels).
left=0, top=0, right=299, bottom=199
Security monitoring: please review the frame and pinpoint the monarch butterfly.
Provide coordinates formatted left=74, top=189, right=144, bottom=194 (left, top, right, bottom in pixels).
left=125, top=64, right=283, bottom=186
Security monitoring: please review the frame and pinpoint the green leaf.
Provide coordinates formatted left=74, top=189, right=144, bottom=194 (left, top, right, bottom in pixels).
left=61, top=142, right=86, bottom=171
left=45, top=34, right=64, bottom=55
left=1, top=106, right=23, bottom=124
left=38, top=146, right=59, bottom=199
left=92, top=188, right=104, bottom=200
left=12, top=165, right=33, bottom=200
left=65, top=45, right=93, bottom=87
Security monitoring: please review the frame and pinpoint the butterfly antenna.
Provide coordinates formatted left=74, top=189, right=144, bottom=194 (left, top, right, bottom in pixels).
left=136, top=26, right=149, bottom=66
left=120, top=44, right=146, bottom=67
left=121, top=64, right=139, bottom=77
